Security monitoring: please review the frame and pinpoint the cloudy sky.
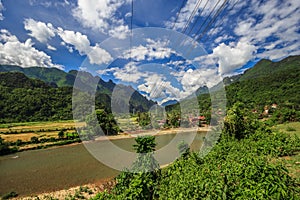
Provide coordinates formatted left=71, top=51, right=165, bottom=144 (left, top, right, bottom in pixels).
left=0, top=0, right=299, bottom=104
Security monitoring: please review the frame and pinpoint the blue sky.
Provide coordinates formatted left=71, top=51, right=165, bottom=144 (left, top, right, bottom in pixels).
left=0, top=0, right=299, bottom=104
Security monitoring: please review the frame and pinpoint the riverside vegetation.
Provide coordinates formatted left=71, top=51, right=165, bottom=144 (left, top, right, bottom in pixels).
left=92, top=103, right=300, bottom=199
left=0, top=56, right=299, bottom=198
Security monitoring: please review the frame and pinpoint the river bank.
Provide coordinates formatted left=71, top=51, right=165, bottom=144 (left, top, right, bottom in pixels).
left=1, top=129, right=207, bottom=198
left=95, top=126, right=210, bottom=141
left=11, top=178, right=115, bottom=200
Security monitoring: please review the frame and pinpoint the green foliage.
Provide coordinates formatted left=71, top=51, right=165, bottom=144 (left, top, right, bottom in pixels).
left=225, top=56, right=300, bottom=111
left=177, top=140, right=190, bottom=158
left=30, top=136, right=39, bottom=144
left=0, top=67, right=155, bottom=123
left=136, top=112, right=151, bottom=128
left=223, top=102, right=261, bottom=140
left=0, top=136, right=18, bottom=155
left=94, top=109, right=300, bottom=200
left=58, top=130, right=65, bottom=139
left=133, top=136, right=156, bottom=153
left=85, top=109, right=120, bottom=137
left=103, top=136, right=161, bottom=200
left=267, top=108, right=299, bottom=125
left=287, top=126, right=297, bottom=132
left=157, top=131, right=300, bottom=199
left=1, top=191, right=18, bottom=199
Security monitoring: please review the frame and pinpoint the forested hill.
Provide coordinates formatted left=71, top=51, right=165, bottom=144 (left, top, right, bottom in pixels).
left=226, top=55, right=300, bottom=109
left=0, top=69, right=155, bottom=123
left=0, top=72, right=73, bottom=122
left=166, top=55, right=300, bottom=118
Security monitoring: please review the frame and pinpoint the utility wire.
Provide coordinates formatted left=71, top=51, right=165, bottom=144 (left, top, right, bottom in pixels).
left=129, top=0, right=134, bottom=64
left=185, top=0, right=209, bottom=36
left=196, top=0, right=228, bottom=41
left=184, top=0, right=229, bottom=57
left=200, top=0, right=239, bottom=42
left=149, top=0, right=187, bottom=100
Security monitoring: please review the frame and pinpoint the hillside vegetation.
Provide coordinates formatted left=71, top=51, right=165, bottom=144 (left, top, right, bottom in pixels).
left=0, top=68, right=155, bottom=123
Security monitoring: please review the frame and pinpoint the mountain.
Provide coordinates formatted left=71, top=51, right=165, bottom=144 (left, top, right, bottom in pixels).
left=0, top=66, right=156, bottom=123
left=225, top=55, right=300, bottom=109
left=0, top=72, right=73, bottom=122
left=161, top=99, right=178, bottom=107
left=166, top=55, right=300, bottom=114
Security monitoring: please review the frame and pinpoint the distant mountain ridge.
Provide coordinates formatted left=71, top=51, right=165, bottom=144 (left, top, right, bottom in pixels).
left=0, top=66, right=156, bottom=123
left=161, top=99, right=178, bottom=107
left=166, top=55, right=300, bottom=114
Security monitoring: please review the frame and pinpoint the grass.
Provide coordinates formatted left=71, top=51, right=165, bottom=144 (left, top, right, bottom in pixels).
left=0, top=120, right=86, bottom=143
left=0, top=120, right=85, bottom=134
left=279, top=153, right=300, bottom=181
left=272, top=122, right=300, bottom=136
left=272, top=122, right=300, bottom=181
left=0, top=130, right=75, bottom=142
left=0, top=120, right=77, bottom=128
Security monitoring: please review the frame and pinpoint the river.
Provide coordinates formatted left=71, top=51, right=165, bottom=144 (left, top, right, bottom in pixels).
left=0, top=132, right=205, bottom=196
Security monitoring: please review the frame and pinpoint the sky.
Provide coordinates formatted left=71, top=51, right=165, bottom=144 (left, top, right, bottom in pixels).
left=0, top=0, right=299, bottom=104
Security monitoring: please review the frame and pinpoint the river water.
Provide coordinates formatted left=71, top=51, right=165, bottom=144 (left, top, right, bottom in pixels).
left=0, top=132, right=206, bottom=196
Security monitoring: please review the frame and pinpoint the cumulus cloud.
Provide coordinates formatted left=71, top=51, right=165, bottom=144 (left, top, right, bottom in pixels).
left=113, top=62, right=147, bottom=83
left=24, top=18, right=55, bottom=43
left=57, top=28, right=112, bottom=65
left=72, top=0, right=130, bottom=39
left=211, top=41, right=256, bottom=75
left=0, top=29, right=63, bottom=69
left=97, top=62, right=147, bottom=83
left=0, top=0, right=4, bottom=20
left=123, top=38, right=174, bottom=61
left=138, top=74, right=181, bottom=100
left=233, top=0, right=300, bottom=60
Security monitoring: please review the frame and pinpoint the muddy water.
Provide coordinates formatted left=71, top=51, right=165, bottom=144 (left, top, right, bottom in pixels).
left=0, top=132, right=205, bottom=196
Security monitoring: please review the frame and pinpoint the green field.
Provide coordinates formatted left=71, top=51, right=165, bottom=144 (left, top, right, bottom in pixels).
left=273, top=122, right=300, bottom=136
left=273, top=122, right=300, bottom=180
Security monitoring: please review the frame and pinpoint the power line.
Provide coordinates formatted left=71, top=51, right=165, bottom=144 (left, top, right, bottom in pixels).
left=185, top=0, right=209, bottom=36
left=195, top=0, right=229, bottom=41
left=171, top=0, right=187, bottom=30
left=129, top=0, right=134, bottom=64
left=181, top=0, right=203, bottom=34
left=200, top=0, right=239, bottom=42
left=184, top=0, right=229, bottom=56
left=149, top=0, right=187, bottom=100
left=193, top=0, right=223, bottom=38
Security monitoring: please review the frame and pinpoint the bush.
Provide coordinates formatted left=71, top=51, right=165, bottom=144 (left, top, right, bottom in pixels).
left=2, top=191, right=18, bottom=199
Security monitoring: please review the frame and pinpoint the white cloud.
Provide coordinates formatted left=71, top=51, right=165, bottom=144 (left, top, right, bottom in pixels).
left=113, top=62, right=147, bottom=83
left=0, top=29, right=63, bottom=69
left=166, top=0, right=230, bottom=30
left=211, top=41, right=256, bottom=75
left=29, top=0, right=71, bottom=7
left=72, top=0, right=130, bottom=39
left=57, top=28, right=90, bottom=54
left=57, top=28, right=112, bottom=65
left=233, top=0, right=300, bottom=60
left=0, top=0, right=4, bottom=20
left=123, top=38, right=174, bottom=61
left=24, top=19, right=55, bottom=44
left=108, top=24, right=130, bottom=40
left=47, top=44, right=56, bottom=51
left=138, top=74, right=181, bottom=100
left=97, top=62, right=147, bottom=83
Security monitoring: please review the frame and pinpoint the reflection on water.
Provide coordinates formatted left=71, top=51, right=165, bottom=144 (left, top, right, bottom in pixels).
left=0, top=132, right=205, bottom=196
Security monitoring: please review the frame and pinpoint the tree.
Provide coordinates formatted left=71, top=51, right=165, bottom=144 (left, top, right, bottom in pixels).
left=86, top=109, right=120, bottom=137
left=58, top=130, right=65, bottom=139
left=113, top=136, right=160, bottom=199
left=30, top=136, right=39, bottom=144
